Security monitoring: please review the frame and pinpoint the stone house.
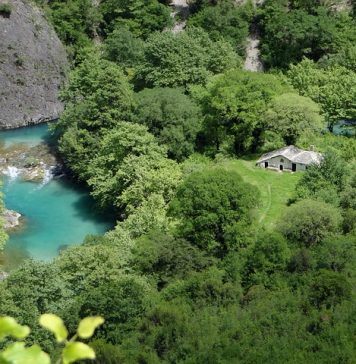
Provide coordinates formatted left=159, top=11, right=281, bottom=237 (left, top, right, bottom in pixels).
left=256, top=145, right=322, bottom=172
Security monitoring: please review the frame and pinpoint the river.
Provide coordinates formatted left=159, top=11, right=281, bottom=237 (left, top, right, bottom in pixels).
left=0, top=123, right=113, bottom=268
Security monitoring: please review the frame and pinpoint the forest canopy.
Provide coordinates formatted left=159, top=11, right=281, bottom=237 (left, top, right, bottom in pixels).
left=1, top=0, right=356, bottom=363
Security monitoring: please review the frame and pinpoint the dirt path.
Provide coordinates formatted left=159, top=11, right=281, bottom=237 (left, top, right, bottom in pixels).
left=244, top=27, right=264, bottom=72
left=258, top=184, right=271, bottom=224
left=243, top=0, right=264, bottom=72
left=92, top=0, right=102, bottom=44
left=170, top=0, right=189, bottom=33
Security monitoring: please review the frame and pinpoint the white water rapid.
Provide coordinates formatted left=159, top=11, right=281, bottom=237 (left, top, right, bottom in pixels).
left=3, top=166, right=21, bottom=180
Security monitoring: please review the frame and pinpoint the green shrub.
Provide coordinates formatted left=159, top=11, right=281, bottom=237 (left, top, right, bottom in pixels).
left=0, top=3, right=11, bottom=17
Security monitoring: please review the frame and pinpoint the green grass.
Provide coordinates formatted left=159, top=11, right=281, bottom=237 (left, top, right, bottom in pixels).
left=220, top=158, right=302, bottom=230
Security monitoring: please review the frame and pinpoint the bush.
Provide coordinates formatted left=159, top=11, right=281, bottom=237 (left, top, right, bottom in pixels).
left=309, top=270, right=352, bottom=309
left=0, top=4, right=11, bottom=17
left=280, top=199, right=342, bottom=247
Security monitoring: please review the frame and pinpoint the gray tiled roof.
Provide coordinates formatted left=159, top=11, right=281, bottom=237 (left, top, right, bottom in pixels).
left=257, top=145, right=322, bottom=165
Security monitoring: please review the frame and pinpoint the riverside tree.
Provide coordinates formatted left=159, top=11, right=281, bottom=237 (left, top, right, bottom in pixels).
left=57, top=56, right=135, bottom=179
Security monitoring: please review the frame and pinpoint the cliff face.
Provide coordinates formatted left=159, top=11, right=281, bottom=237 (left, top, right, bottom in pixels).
left=0, top=0, right=68, bottom=129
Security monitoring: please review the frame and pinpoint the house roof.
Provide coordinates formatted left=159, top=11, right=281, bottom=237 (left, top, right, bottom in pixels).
left=257, top=145, right=322, bottom=165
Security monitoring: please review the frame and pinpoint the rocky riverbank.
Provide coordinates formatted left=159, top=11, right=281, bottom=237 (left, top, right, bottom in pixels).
left=0, top=142, right=64, bottom=183
left=2, top=209, right=22, bottom=230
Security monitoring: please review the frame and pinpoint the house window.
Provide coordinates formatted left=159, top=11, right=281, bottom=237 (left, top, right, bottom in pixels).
left=280, top=158, right=284, bottom=163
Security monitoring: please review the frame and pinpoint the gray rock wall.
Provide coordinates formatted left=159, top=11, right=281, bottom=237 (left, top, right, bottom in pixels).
left=0, top=0, right=68, bottom=129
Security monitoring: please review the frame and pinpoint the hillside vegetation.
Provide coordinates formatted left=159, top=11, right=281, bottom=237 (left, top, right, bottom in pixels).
left=0, top=0, right=356, bottom=363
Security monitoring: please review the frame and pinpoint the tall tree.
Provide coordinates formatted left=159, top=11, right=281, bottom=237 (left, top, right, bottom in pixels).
left=265, top=93, right=323, bottom=145
left=136, top=28, right=240, bottom=88
left=169, top=168, right=259, bottom=257
left=287, top=59, right=356, bottom=130
left=135, top=88, right=203, bottom=161
left=200, top=69, right=290, bottom=154
left=280, top=199, right=342, bottom=246
left=57, top=56, right=135, bottom=179
left=86, top=122, right=181, bottom=212
left=188, top=0, right=254, bottom=56
left=99, top=0, right=172, bottom=37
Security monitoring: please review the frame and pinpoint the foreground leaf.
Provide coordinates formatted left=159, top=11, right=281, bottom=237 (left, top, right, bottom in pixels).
left=0, top=317, right=30, bottom=340
left=77, top=316, right=104, bottom=339
left=63, top=342, right=95, bottom=364
left=39, top=314, right=68, bottom=342
left=0, top=343, right=50, bottom=364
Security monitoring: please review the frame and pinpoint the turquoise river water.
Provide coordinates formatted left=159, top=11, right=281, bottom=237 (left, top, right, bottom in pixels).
left=0, top=124, right=113, bottom=265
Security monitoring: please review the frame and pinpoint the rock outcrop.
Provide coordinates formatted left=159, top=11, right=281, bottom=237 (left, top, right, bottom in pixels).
left=0, top=0, right=68, bottom=129
left=0, top=142, right=63, bottom=182
left=2, top=209, right=21, bottom=230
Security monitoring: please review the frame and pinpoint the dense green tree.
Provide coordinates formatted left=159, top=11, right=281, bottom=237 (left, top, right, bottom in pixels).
left=54, top=239, right=130, bottom=294
left=106, top=194, right=171, bottom=243
left=319, top=44, right=356, bottom=72
left=288, top=248, right=316, bottom=272
left=136, top=28, right=240, bottom=88
left=59, top=56, right=134, bottom=123
left=103, top=26, right=144, bottom=70
left=99, top=0, right=172, bottom=37
left=187, top=0, right=218, bottom=14
left=90, top=339, right=125, bottom=364
left=280, top=199, right=342, bottom=246
left=200, top=69, right=290, bottom=154
left=86, top=122, right=181, bottom=211
left=342, top=209, right=356, bottom=234
left=243, top=232, right=291, bottom=288
left=2, top=0, right=356, bottom=362
left=188, top=0, right=254, bottom=56
left=75, top=276, right=152, bottom=344
left=289, top=0, right=351, bottom=13
left=340, top=186, right=356, bottom=210
left=114, top=153, right=182, bottom=213
left=163, top=267, right=242, bottom=306
left=0, top=261, right=70, bottom=353
left=135, top=87, right=202, bottom=161
left=169, top=168, right=259, bottom=257
left=57, top=56, right=134, bottom=179
left=295, top=151, right=348, bottom=203
left=131, top=231, right=214, bottom=289
left=44, top=0, right=101, bottom=58
left=309, top=269, right=351, bottom=309
left=287, top=59, right=356, bottom=129
left=314, top=235, right=356, bottom=273
left=265, top=93, right=323, bottom=145
left=258, top=0, right=356, bottom=69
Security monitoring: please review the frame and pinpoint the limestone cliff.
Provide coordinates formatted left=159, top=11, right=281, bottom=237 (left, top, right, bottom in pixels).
left=0, top=0, right=68, bottom=129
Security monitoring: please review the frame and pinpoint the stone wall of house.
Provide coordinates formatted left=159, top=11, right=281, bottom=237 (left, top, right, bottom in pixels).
left=258, top=156, right=307, bottom=171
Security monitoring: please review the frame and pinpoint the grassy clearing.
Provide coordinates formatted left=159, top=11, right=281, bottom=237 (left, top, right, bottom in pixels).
left=220, top=158, right=302, bottom=230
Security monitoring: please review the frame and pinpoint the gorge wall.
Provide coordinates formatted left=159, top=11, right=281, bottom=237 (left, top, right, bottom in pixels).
left=0, top=0, right=68, bottom=129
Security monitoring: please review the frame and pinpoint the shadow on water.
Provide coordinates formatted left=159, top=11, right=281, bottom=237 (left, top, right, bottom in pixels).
left=41, top=121, right=61, bottom=146
left=71, top=193, right=115, bottom=225
left=58, top=177, right=116, bottom=225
